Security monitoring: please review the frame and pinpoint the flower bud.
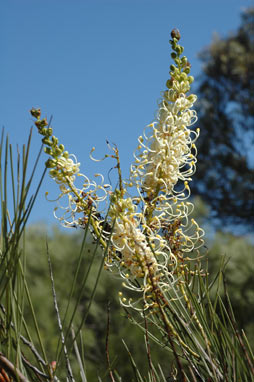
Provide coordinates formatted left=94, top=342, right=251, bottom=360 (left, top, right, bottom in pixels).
left=48, top=127, right=53, bottom=136
left=49, top=169, right=58, bottom=177
left=166, top=78, right=174, bottom=89
left=174, top=57, right=181, bottom=66
left=44, top=147, right=52, bottom=155
left=187, top=94, right=197, bottom=103
left=42, top=137, right=53, bottom=146
left=35, top=118, right=48, bottom=129
left=183, top=67, right=191, bottom=74
left=188, top=76, right=194, bottom=84
left=171, top=28, right=181, bottom=41
left=40, top=127, right=48, bottom=136
left=52, top=136, right=59, bottom=145
left=175, top=45, right=182, bottom=54
left=55, top=147, right=63, bottom=156
left=180, top=72, right=187, bottom=81
left=50, top=361, right=57, bottom=372
left=30, top=108, right=41, bottom=119
left=45, top=159, right=56, bottom=168
left=181, top=56, right=188, bottom=66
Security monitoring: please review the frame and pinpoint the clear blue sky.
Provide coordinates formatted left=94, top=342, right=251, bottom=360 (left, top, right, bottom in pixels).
left=1, top=0, right=252, bottom=226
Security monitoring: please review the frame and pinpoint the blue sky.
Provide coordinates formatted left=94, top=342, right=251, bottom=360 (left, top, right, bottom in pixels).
left=1, top=0, right=252, bottom=226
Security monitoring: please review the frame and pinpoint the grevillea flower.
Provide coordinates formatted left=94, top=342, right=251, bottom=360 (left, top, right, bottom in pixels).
left=31, top=109, right=110, bottom=229
left=32, top=28, right=205, bottom=311
left=49, top=154, right=80, bottom=184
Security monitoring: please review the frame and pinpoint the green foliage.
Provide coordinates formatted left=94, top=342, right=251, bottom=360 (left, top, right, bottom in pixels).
left=207, top=231, right=254, bottom=345
left=192, top=196, right=254, bottom=345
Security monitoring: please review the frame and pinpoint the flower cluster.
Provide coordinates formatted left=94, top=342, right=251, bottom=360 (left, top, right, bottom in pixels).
left=32, top=29, right=205, bottom=311
left=31, top=108, right=109, bottom=230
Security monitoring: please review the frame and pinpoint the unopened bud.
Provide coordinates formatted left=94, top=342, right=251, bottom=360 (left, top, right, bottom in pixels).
left=175, top=45, right=182, bottom=55
left=180, top=72, right=187, bottom=81
left=51, top=361, right=57, bottom=372
left=183, top=67, right=191, bottom=74
left=171, top=28, right=181, bottom=41
left=42, top=137, right=53, bottom=146
left=181, top=56, right=188, bottom=66
left=44, top=147, right=52, bottom=155
left=35, top=118, right=48, bottom=129
left=187, top=94, right=197, bottom=103
left=55, top=147, right=63, bottom=156
left=52, top=136, right=59, bottom=145
left=40, top=127, right=48, bottom=136
left=45, top=159, right=56, bottom=168
left=166, top=78, right=174, bottom=89
left=30, top=108, right=41, bottom=119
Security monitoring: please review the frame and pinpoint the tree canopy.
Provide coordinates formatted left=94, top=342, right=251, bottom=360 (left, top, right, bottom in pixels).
left=193, top=7, right=254, bottom=230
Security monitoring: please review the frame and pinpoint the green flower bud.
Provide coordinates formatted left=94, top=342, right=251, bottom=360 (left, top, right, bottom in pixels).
left=170, top=64, right=176, bottom=72
left=187, top=94, right=197, bottom=103
left=40, top=127, right=48, bottom=136
left=183, top=67, right=191, bottom=74
left=180, top=72, right=187, bottom=81
left=49, top=169, right=58, bottom=177
left=175, top=45, right=182, bottom=55
left=52, top=136, right=59, bottom=145
left=63, top=151, right=69, bottom=158
left=59, top=144, right=64, bottom=151
left=42, top=137, right=53, bottom=146
left=188, top=76, right=194, bottom=84
left=171, top=52, right=177, bottom=59
left=47, top=127, right=53, bottom=136
left=55, top=147, right=63, bottom=156
left=170, top=41, right=177, bottom=51
left=181, top=56, right=188, bottom=66
left=45, top=159, right=56, bottom=168
left=44, top=147, right=53, bottom=155
left=166, top=78, right=174, bottom=89
left=174, top=57, right=181, bottom=66
left=35, top=118, right=48, bottom=129
left=171, top=28, right=181, bottom=41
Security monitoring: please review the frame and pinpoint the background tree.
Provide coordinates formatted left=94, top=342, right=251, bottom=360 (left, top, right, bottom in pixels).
left=192, top=7, right=254, bottom=229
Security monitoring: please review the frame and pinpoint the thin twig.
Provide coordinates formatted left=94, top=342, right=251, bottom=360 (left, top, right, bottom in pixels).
left=106, top=302, right=115, bottom=382
left=0, top=353, right=30, bottom=382
left=143, top=309, right=156, bottom=382
left=47, top=243, right=75, bottom=382
left=223, top=274, right=254, bottom=377
left=0, top=304, right=47, bottom=367
left=21, top=355, right=49, bottom=380
left=71, top=327, right=87, bottom=382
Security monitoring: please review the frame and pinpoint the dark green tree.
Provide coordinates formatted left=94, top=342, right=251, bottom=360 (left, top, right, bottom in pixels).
left=192, top=7, right=254, bottom=229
